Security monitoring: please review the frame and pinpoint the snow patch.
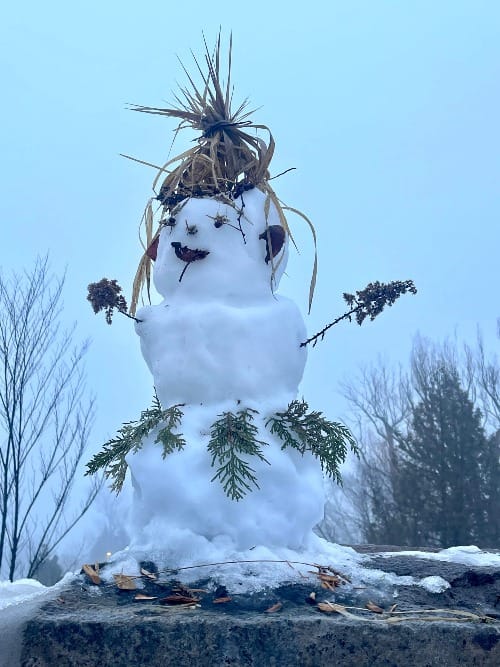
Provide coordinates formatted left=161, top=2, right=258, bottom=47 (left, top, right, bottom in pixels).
left=382, top=545, right=500, bottom=568
left=0, top=573, right=74, bottom=667
left=418, top=575, right=451, bottom=593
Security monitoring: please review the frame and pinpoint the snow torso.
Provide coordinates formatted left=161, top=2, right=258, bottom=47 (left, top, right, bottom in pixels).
left=136, top=189, right=307, bottom=406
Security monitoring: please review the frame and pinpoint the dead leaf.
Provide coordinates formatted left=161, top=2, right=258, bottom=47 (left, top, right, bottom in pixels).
left=310, top=570, right=342, bottom=591
left=317, top=601, right=347, bottom=614
left=134, top=593, right=158, bottom=601
left=114, top=574, right=137, bottom=591
left=160, top=594, right=200, bottom=605
left=326, top=566, right=351, bottom=584
left=213, top=596, right=232, bottom=604
left=365, top=601, right=384, bottom=614
left=265, top=602, right=283, bottom=613
left=82, top=564, right=101, bottom=585
left=140, top=568, right=157, bottom=580
left=389, top=604, right=398, bottom=614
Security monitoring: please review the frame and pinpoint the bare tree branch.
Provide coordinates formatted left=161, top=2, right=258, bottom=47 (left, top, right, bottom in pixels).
left=0, top=256, right=101, bottom=580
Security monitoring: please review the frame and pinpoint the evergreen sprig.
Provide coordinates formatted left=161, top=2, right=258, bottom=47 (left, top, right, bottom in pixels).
left=266, top=400, right=358, bottom=485
left=208, top=408, right=269, bottom=501
left=86, top=396, right=185, bottom=493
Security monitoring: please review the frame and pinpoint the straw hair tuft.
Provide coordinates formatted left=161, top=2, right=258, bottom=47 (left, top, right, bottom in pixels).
left=126, top=34, right=317, bottom=315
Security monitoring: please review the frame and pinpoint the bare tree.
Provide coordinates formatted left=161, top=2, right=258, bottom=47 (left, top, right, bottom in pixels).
left=0, top=257, right=100, bottom=581
left=339, top=335, right=500, bottom=547
left=335, top=361, right=413, bottom=543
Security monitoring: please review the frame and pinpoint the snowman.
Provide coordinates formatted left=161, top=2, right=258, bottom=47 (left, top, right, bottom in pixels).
left=129, top=186, right=325, bottom=551
left=86, top=40, right=358, bottom=558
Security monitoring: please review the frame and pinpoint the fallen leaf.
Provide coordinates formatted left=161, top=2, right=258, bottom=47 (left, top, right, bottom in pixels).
left=265, top=602, right=283, bottom=613
left=213, top=596, right=232, bottom=604
left=160, top=594, right=200, bottom=605
left=329, top=567, right=351, bottom=580
left=134, top=593, right=158, bottom=601
left=365, top=601, right=384, bottom=614
left=318, top=573, right=341, bottom=584
left=389, top=604, right=398, bottom=614
left=317, top=601, right=346, bottom=614
left=140, top=568, right=157, bottom=580
left=82, top=564, right=101, bottom=585
left=114, top=574, right=137, bottom=590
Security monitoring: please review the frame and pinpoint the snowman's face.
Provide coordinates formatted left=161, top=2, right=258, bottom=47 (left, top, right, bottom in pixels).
left=153, top=188, right=288, bottom=303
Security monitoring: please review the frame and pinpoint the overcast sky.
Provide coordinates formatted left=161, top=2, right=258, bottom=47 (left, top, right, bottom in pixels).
left=1, top=0, right=499, bottom=457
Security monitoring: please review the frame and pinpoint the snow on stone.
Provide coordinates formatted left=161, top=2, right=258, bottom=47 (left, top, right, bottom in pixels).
left=104, top=536, right=429, bottom=595
left=0, top=578, right=47, bottom=612
left=382, top=545, right=500, bottom=568
left=0, top=574, right=74, bottom=667
left=418, top=576, right=451, bottom=593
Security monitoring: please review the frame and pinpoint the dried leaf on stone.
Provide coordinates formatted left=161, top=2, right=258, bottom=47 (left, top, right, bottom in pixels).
left=160, top=594, right=200, bottom=605
left=365, top=601, right=384, bottom=614
left=134, top=593, right=158, bottom=601
left=317, top=601, right=347, bottom=614
left=140, top=567, right=157, bottom=580
left=265, top=602, right=283, bottom=613
left=82, top=564, right=101, bottom=585
left=213, top=596, right=232, bottom=604
left=310, top=567, right=343, bottom=591
left=114, top=574, right=137, bottom=590
left=319, top=574, right=341, bottom=591
left=389, top=604, right=398, bottom=614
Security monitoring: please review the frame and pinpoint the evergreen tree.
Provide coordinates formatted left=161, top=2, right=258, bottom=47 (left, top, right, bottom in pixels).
left=340, top=337, right=500, bottom=547
left=398, top=364, right=496, bottom=547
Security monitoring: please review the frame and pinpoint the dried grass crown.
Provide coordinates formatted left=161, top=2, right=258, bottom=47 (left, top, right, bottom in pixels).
left=128, top=36, right=316, bottom=316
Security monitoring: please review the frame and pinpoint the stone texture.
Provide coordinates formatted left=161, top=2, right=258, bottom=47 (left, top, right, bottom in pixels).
left=20, top=550, right=500, bottom=667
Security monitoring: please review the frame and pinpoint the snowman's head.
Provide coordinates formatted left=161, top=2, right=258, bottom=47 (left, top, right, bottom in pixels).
left=152, top=188, right=289, bottom=303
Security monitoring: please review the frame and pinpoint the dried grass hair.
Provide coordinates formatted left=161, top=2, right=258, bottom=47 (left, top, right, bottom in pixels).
left=124, top=34, right=317, bottom=316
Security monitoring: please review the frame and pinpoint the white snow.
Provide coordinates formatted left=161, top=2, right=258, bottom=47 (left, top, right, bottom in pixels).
left=382, top=545, right=500, bottom=567
left=102, top=183, right=500, bottom=602
left=129, top=187, right=324, bottom=552
left=0, top=574, right=74, bottom=667
left=0, top=578, right=47, bottom=612
left=418, top=575, right=451, bottom=593
left=151, top=189, right=288, bottom=303
left=104, top=536, right=374, bottom=593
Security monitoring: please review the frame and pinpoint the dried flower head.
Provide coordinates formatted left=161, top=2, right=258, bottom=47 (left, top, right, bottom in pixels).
left=302, top=279, right=417, bottom=347
left=87, top=278, right=128, bottom=325
left=343, top=279, right=417, bottom=326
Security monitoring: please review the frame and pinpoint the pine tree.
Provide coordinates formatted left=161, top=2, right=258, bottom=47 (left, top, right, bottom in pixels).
left=397, top=364, right=495, bottom=547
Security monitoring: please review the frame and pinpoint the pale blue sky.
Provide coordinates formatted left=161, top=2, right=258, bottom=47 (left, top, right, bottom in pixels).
left=1, top=1, right=499, bottom=451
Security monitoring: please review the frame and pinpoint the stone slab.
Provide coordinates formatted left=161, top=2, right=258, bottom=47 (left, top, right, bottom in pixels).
left=20, top=550, right=500, bottom=667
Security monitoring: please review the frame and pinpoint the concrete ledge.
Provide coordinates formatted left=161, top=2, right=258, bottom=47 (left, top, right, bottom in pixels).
left=21, top=604, right=499, bottom=667
left=20, top=551, right=500, bottom=667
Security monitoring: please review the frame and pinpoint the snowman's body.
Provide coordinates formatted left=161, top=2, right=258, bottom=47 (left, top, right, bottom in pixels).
left=129, top=188, right=324, bottom=550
